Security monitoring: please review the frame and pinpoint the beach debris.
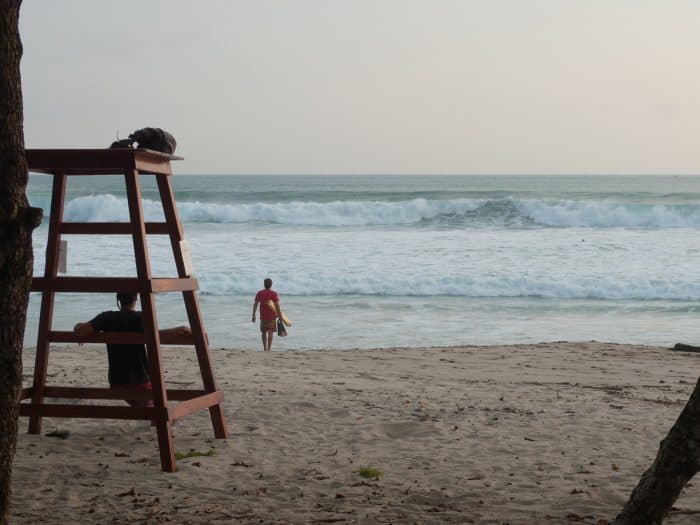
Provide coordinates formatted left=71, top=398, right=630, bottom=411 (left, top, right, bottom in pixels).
left=304, top=468, right=329, bottom=480
left=117, top=488, right=136, bottom=497
left=174, top=449, right=216, bottom=460
left=672, top=343, right=700, bottom=353
left=231, top=460, right=253, bottom=467
left=44, top=428, right=70, bottom=439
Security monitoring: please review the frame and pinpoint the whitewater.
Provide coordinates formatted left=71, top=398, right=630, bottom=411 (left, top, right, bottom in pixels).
left=24, top=174, right=700, bottom=350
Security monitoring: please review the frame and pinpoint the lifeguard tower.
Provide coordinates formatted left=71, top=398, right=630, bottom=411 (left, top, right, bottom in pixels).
left=19, top=148, right=228, bottom=472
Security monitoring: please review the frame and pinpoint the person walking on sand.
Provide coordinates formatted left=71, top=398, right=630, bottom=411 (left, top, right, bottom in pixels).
left=252, top=277, right=281, bottom=351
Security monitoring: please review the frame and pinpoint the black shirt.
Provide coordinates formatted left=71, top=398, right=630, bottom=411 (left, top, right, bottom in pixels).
left=89, top=310, right=150, bottom=385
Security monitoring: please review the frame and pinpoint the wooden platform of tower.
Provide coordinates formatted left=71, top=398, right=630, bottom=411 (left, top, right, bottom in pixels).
left=19, top=148, right=228, bottom=472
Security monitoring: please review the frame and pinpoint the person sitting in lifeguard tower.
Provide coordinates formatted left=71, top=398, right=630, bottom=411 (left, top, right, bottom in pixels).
left=73, top=292, right=191, bottom=407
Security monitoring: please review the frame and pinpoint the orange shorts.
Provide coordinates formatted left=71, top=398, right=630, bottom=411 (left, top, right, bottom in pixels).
left=260, top=319, right=277, bottom=333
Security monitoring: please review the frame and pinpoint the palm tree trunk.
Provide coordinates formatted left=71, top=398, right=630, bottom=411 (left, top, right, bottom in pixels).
left=0, top=1, right=42, bottom=523
left=613, top=376, right=700, bottom=524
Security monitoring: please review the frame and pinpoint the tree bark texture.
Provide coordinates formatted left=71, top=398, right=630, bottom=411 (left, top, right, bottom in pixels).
left=613, top=376, right=700, bottom=524
left=0, top=1, right=41, bottom=523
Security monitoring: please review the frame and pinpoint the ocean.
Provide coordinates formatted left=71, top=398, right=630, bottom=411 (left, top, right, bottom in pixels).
left=24, top=174, right=700, bottom=350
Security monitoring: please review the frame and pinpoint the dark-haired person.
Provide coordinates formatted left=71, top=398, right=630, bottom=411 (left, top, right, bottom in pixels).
left=73, top=292, right=191, bottom=407
left=251, top=278, right=281, bottom=351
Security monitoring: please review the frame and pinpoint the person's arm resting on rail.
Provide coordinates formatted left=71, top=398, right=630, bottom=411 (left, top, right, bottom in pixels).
left=73, top=321, right=96, bottom=346
left=159, top=325, right=192, bottom=344
left=73, top=321, right=192, bottom=344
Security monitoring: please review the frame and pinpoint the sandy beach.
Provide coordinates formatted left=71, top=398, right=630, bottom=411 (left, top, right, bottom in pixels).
left=11, top=342, right=700, bottom=524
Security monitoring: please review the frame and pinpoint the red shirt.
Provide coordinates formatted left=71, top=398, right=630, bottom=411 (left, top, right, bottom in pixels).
left=255, top=289, right=279, bottom=320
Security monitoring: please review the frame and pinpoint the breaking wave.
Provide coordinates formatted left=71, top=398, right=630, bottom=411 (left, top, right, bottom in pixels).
left=57, top=194, right=700, bottom=229
left=197, top=272, right=700, bottom=301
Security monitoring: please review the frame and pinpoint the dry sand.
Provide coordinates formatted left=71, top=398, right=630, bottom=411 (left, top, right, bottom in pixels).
left=11, top=342, right=700, bottom=524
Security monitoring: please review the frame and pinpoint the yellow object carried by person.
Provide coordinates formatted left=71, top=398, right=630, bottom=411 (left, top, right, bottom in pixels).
left=265, top=299, right=292, bottom=326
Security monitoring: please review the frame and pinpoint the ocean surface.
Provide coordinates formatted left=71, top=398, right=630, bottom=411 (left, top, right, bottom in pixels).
left=24, top=174, right=700, bottom=350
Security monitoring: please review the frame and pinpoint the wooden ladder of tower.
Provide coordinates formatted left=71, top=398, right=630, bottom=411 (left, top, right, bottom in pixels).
left=19, top=148, right=228, bottom=472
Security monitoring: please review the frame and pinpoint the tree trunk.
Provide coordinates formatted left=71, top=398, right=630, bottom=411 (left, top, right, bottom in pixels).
left=0, top=1, right=41, bottom=523
left=613, top=376, right=700, bottom=524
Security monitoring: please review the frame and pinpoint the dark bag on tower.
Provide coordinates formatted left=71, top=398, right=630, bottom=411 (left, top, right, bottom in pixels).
left=110, top=127, right=177, bottom=154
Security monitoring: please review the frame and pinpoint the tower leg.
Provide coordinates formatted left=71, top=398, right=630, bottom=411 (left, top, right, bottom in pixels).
left=29, top=173, right=66, bottom=434
left=155, top=420, right=176, bottom=472
left=155, top=173, right=228, bottom=439
left=141, top=292, right=176, bottom=471
left=125, top=169, right=177, bottom=471
left=184, top=290, right=228, bottom=438
left=28, top=291, right=54, bottom=434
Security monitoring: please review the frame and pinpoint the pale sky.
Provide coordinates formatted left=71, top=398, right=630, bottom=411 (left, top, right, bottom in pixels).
left=19, top=1, right=700, bottom=175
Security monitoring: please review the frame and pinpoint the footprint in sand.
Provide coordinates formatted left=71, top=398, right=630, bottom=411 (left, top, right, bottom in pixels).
left=377, top=421, right=437, bottom=438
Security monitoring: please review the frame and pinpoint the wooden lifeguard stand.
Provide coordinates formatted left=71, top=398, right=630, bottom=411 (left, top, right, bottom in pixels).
left=19, top=148, right=228, bottom=472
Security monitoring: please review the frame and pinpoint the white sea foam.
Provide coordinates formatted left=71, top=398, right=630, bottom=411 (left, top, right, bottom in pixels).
left=514, top=200, right=700, bottom=228
left=27, top=176, right=700, bottom=348
left=195, top=272, right=700, bottom=300
left=59, top=194, right=700, bottom=228
left=64, top=194, right=165, bottom=222
left=63, top=195, right=485, bottom=226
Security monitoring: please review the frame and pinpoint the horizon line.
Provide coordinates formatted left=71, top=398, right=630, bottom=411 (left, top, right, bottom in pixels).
left=169, top=172, right=700, bottom=177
